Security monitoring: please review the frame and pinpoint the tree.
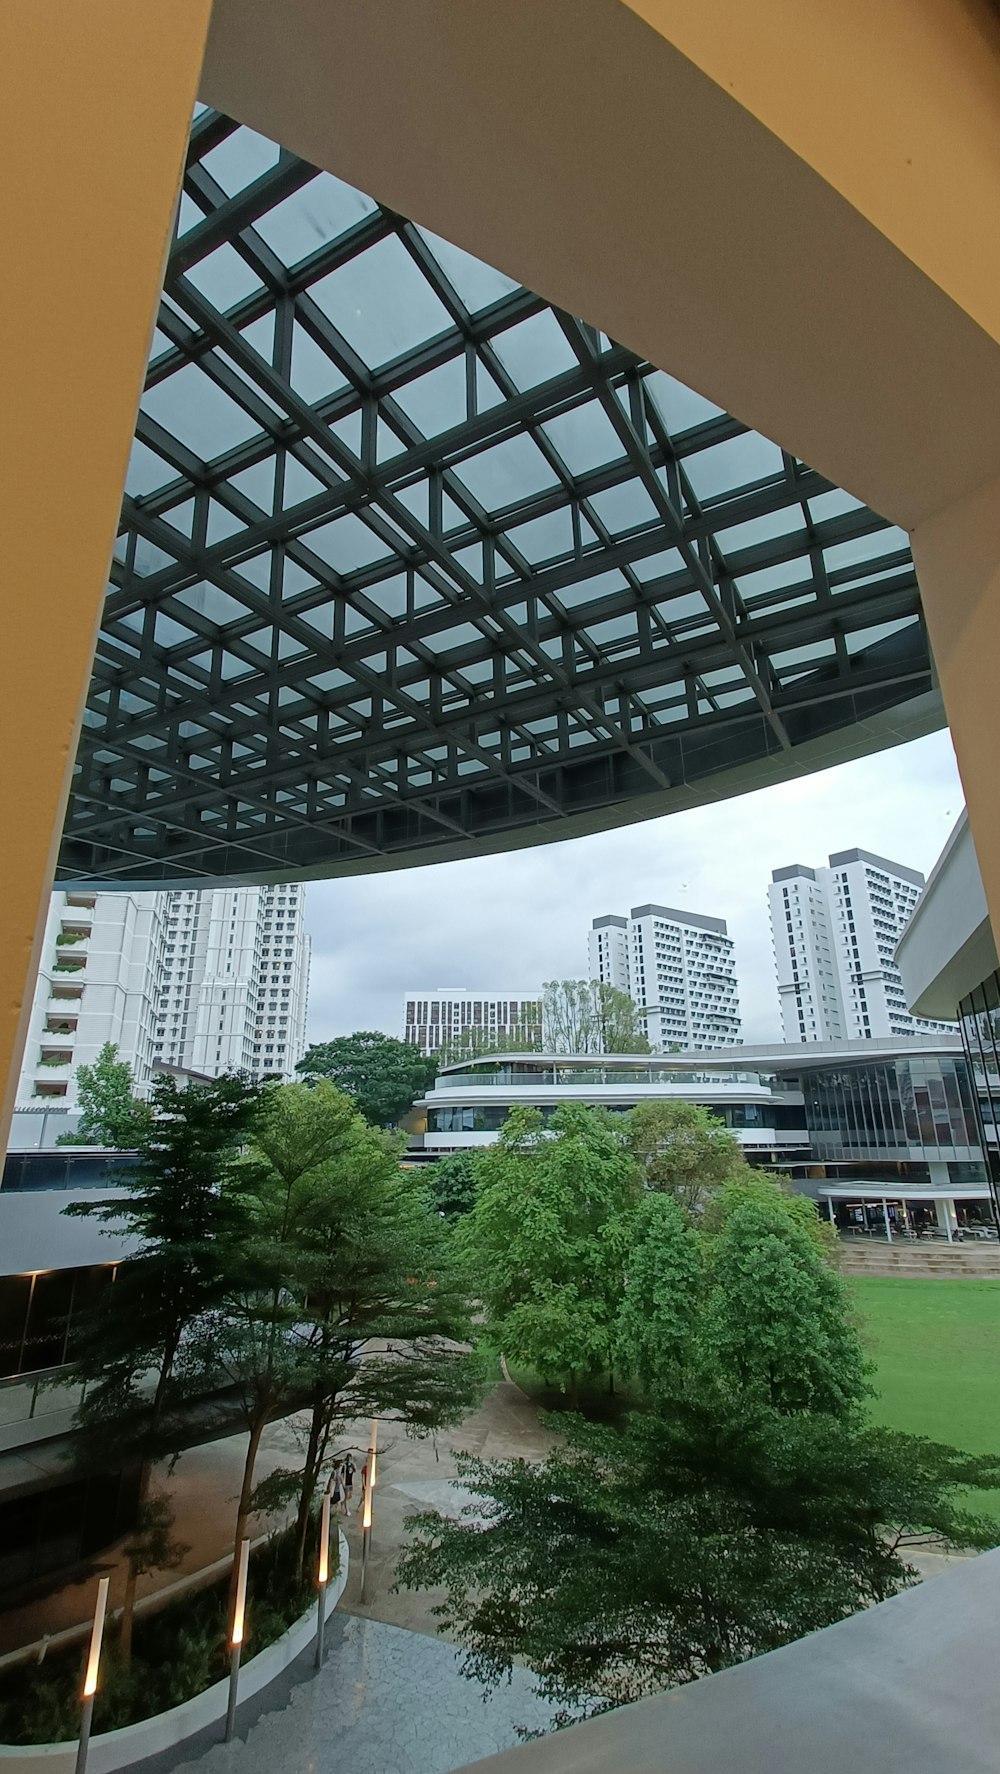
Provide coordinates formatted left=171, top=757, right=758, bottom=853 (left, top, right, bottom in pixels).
left=541, top=981, right=650, bottom=1054
left=627, top=1100, right=751, bottom=1217
left=296, top=1031, right=437, bottom=1126
left=422, top=1150, right=482, bottom=1220
left=614, top=1192, right=702, bottom=1393
left=434, top=1024, right=542, bottom=1066
left=698, top=1179, right=869, bottom=1418
left=56, top=1042, right=153, bottom=1147
left=397, top=1399, right=1000, bottom=1721
left=195, top=1080, right=483, bottom=1594
left=64, top=1070, right=265, bottom=1658
left=459, top=1105, right=640, bottom=1401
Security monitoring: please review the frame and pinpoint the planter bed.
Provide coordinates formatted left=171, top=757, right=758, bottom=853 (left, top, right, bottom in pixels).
left=0, top=1529, right=347, bottom=1773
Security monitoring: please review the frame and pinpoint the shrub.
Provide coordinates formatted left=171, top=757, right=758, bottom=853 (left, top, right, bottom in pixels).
left=0, top=1517, right=335, bottom=1744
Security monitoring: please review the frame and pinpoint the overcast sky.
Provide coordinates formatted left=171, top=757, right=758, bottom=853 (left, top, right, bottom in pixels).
left=302, top=730, right=963, bottom=1048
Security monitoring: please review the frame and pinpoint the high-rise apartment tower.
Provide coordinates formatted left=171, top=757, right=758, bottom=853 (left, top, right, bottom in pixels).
left=16, top=884, right=311, bottom=1112
left=768, top=849, right=954, bottom=1041
left=589, top=905, right=742, bottom=1050
left=16, top=889, right=166, bottom=1110
left=154, top=884, right=310, bottom=1081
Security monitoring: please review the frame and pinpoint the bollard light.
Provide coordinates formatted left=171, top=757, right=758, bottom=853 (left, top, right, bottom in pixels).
left=75, top=1575, right=109, bottom=1774
left=318, top=1489, right=331, bottom=1586
left=225, top=1537, right=251, bottom=1742
left=315, top=1489, right=332, bottom=1669
left=231, top=1535, right=250, bottom=1646
left=83, top=1576, right=109, bottom=1697
left=360, top=1421, right=377, bottom=1601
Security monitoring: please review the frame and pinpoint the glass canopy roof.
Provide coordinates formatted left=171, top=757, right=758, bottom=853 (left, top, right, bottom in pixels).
left=58, top=110, right=941, bottom=886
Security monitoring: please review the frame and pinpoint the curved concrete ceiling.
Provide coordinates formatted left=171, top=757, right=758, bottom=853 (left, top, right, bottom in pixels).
left=58, top=114, right=942, bottom=888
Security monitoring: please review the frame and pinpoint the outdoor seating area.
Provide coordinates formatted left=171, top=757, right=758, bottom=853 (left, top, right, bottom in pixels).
left=821, top=1186, right=999, bottom=1245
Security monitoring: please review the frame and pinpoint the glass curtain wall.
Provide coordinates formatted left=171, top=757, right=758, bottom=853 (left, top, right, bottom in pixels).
left=802, top=1057, right=982, bottom=1161
left=958, top=970, right=1000, bottom=1218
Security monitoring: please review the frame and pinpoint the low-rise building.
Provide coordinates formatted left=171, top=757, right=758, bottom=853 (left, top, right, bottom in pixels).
left=403, top=988, right=543, bottom=1056
left=411, top=1036, right=995, bottom=1240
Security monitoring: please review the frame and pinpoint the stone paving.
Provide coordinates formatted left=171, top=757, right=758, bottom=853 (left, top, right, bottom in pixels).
left=170, top=1613, right=558, bottom=1774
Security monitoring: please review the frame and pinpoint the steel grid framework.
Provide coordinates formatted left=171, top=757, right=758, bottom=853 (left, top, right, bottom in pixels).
left=57, top=111, right=942, bottom=887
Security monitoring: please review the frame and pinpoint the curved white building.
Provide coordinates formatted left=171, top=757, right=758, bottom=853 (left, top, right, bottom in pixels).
left=411, top=1037, right=996, bottom=1240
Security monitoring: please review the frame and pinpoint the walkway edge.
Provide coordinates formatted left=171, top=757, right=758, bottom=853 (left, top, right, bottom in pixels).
left=0, top=1534, right=349, bottom=1774
left=498, top=1354, right=531, bottom=1400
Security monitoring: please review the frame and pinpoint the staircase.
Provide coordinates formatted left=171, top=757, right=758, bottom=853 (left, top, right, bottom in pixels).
left=838, top=1240, right=1000, bottom=1278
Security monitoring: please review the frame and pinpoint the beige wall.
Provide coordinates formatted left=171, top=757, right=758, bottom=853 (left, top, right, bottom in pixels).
left=0, top=3, right=212, bottom=1143
left=7, top=0, right=1000, bottom=1135
left=202, top=0, right=1000, bottom=526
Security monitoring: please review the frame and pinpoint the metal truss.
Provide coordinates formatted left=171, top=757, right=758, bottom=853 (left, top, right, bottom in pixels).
left=57, top=111, right=941, bottom=886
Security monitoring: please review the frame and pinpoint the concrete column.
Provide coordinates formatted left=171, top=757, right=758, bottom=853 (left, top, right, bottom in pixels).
left=0, top=3, right=212, bottom=1147
left=881, top=1199, right=893, bottom=1243
left=935, top=1198, right=956, bottom=1244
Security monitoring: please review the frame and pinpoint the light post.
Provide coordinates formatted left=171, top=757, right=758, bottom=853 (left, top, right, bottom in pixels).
left=314, top=1486, right=332, bottom=1670
left=224, top=1537, right=250, bottom=1744
left=75, top=1574, right=109, bottom=1774
left=359, top=1418, right=377, bottom=1604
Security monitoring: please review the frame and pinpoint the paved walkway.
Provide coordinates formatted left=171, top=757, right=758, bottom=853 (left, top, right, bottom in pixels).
left=169, top=1613, right=558, bottom=1774
left=335, top=1371, right=557, bottom=1639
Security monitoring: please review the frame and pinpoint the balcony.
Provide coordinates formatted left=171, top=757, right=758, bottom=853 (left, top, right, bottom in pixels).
left=38, top=1049, right=73, bottom=1067
left=44, top=1014, right=77, bottom=1036
left=51, top=956, right=86, bottom=974
left=56, top=924, right=91, bottom=946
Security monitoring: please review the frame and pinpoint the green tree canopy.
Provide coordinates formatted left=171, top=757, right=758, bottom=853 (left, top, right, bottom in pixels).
left=697, top=1178, right=870, bottom=1417
left=296, top=1031, right=437, bottom=1126
left=542, top=981, right=651, bottom=1054
left=627, top=1099, right=751, bottom=1216
left=614, top=1192, right=702, bottom=1393
left=397, top=1399, right=1000, bottom=1720
left=422, top=1150, right=483, bottom=1219
left=459, top=1104, right=640, bottom=1400
left=64, top=1069, right=266, bottom=1655
left=57, top=1042, right=153, bottom=1147
left=434, top=1022, right=542, bottom=1066
left=195, top=1079, right=483, bottom=1588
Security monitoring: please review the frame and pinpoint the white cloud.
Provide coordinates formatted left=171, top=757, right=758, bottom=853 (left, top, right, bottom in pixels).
left=303, top=730, right=963, bottom=1046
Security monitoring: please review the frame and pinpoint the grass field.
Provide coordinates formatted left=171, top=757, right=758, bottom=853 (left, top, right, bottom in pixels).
left=850, top=1276, right=1000, bottom=1516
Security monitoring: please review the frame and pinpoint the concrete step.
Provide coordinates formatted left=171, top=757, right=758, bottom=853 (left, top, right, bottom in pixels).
left=839, top=1243, right=1000, bottom=1278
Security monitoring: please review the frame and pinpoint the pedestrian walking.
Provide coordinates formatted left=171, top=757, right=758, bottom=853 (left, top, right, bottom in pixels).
left=331, top=1464, right=344, bottom=1514
left=343, top=1454, right=355, bottom=1514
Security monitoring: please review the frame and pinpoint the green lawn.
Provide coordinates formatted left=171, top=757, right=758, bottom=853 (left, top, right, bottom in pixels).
left=851, top=1276, right=1000, bottom=1516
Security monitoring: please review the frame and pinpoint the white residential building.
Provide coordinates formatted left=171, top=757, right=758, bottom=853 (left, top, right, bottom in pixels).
left=15, top=884, right=311, bottom=1114
left=588, top=905, right=742, bottom=1050
left=154, top=884, right=310, bottom=1081
left=769, top=848, right=955, bottom=1042
left=16, top=889, right=167, bottom=1110
left=403, top=989, right=543, bottom=1056
left=590, top=915, right=630, bottom=991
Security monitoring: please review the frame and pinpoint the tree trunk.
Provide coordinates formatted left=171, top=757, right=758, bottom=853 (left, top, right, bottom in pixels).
left=569, top=1370, right=579, bottom=1410
left=229, top=1415, right=266, bottom=1634
left=117, top=1460, right=150, bottom=1665
left=293, top=1396, right=325, bottom=1580
left=119, top=1330, right=180, bottom=1666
